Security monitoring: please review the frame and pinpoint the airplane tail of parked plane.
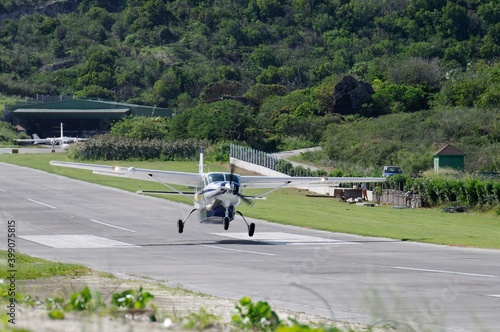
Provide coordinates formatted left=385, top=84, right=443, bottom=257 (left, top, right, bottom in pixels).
left=199, top=146, right=204, bottom=175
left=32, top=134, right=41, bottom=140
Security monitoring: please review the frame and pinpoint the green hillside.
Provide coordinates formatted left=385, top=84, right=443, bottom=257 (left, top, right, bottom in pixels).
left=1, top=0, right=499, bottom=173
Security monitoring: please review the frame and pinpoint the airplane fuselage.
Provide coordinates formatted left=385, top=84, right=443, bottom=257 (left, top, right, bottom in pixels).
left=194, top=172, right=242, bottom=224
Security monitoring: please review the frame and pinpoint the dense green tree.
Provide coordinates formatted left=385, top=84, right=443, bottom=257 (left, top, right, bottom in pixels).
left=255, top=0, right=285, bottom=19
left=87, top=7, right=115, bottom=31
left=372, top=82, right=427, bottom=113
left=439, top=2, right=469, bottom=40
left=243, top=83, right=287, bottom=107
left=170, top=99, right=256, bottom=142
left=477, top=1, right=500, bottom=23
left=135, top=0, right=174, bottom=29
left=111, top=115, right=169, bottom=140
left=38, top=17, right=60, bottom=35
left=218, top=65, right=241, bottom=81
left=310, top=78, right=338, bottom=115
left=436, top=61, right=498, bottom=107
left=77, top=49, right=117, bottom=90
left=151, top=69, right=182, bottom=106
left=479, top=23, right=500, bottom=58
left=249, top=45, right=282, bottom=69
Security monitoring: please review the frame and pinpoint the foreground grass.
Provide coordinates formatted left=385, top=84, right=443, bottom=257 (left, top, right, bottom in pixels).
left=0, top=251, right=91, bottom=280
left=1, top=153, right=500, bottom=249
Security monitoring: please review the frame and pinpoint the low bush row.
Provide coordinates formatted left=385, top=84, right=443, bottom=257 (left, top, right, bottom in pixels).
left=387, top=175, right=500, bottom=210
left=70, top=135, right=207, bottom=161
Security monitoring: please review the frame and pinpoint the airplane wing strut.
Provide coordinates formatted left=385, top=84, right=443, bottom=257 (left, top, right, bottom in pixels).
left=145, top=173, right=197, bottom=204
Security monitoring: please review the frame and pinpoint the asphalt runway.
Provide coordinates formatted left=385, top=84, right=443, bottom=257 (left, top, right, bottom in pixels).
left=1, top=162, right=499, bottom=331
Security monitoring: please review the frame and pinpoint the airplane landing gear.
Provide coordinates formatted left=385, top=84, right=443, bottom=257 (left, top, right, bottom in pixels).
left=177, top=208, right=196, bottom=234
left=248, top=223, right=255, bottom=237
left=223, top=217, right=230, bottom=230
left=236, top=211, right=255, bottom=237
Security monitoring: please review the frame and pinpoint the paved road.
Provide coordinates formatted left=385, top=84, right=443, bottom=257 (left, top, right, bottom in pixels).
left=270, top=147, right=322, bottom=171
left=1, top=162, right=499, bottom=331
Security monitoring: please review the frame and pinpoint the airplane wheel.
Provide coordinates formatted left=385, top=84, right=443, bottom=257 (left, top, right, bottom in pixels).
left=177, top=219, right=184, bottom=234
left=224, top=217, right=230, bottom=230
left=248, top=223, right=255, bottom=237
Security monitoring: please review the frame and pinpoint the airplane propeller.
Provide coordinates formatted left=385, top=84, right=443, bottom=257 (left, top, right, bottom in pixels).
left=229, top=163, right=253, bottom=205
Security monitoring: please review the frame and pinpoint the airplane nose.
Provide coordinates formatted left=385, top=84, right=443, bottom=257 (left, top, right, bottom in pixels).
left=222, top=182, right=239, bottom=194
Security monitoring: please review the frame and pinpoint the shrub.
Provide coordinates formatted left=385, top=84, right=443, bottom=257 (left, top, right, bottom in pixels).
left=111, top=287, right=154, bottom=310
left=64, top=286, right=104, bottom=312
left=232, top=297, right=281, bottom=332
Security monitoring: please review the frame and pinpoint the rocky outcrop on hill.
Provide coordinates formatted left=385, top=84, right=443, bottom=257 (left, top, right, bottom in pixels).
left=331, top=75, right=374, bottom=115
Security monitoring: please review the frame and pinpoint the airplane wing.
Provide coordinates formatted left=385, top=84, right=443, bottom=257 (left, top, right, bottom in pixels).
left=15, top=138, right=53, bottom=144
left=240, top=175, right=386, bottom=188
left=49, top=161, right=201, bottom=187
left=50, top=161, right=385, bottom=189
left=64, top=137, right=88, bottom=143
left=15, top=138, right=37, bottom=142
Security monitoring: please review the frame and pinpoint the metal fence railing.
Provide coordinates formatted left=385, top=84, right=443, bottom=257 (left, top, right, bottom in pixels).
left=230, top=143, right=278, bottom=171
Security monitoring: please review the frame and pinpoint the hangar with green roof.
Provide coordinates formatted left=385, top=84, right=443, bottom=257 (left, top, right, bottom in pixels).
left=3, top=97, right=172, bottom=138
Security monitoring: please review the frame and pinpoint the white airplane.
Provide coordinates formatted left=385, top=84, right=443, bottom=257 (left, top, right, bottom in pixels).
left=50, top=147, right=386, bottom=236
left=17, top=133, right=87, bottom=146
left=16, top=123, right=87, bottom=149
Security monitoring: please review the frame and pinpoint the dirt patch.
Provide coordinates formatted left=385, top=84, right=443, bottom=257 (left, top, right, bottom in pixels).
left=11, top=272, right=373, bottom=331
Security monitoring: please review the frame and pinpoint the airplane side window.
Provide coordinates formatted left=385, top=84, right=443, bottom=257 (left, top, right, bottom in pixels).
left=203, top=175, right=210, bottom=186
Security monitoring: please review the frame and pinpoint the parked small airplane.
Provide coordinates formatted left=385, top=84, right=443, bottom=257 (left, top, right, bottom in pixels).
left=17, top=133, right=87, bottom=146
left=50, top=147, right=386, bottom=236
left=16, top=123, right=87, bottom=149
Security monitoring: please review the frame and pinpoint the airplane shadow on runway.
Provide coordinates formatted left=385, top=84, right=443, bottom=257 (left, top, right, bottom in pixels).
left=136, top=239, right=274, bottom=247
left=134, top=238, right=399, bottom=247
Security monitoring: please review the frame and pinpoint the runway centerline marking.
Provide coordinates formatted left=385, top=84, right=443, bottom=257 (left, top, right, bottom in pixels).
left=392, top=266, right=498, bottom=278
left=487, top=295, right=500, bottom=298
left=27, top=198, right=57, bottom=209
left=90, top=219, right=137, bottom=233
left=20, top=234, right=138, bottom=249
left=200, top=244, right=276, bottom=256
left=212, top=232, right=358, bottom=245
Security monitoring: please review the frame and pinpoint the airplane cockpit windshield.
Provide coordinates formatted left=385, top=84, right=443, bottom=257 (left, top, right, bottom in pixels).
left=205, top=173, right=240, bottom=185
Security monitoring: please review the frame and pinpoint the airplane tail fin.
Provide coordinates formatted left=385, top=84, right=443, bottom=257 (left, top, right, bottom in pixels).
left=199, top=146, right=204, bottom=174
left=33, top=133, right=40, bottom=140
